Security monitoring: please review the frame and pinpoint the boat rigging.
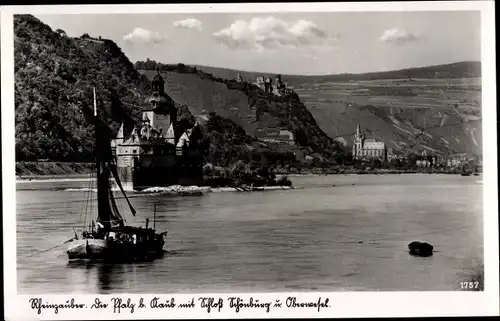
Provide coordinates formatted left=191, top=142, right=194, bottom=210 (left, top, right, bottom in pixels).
left=65, top=87, right=167, bottom=262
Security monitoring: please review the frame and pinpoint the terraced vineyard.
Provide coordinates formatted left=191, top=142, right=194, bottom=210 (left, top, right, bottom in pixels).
left=293, top=77, right=482, bottom=156
left=141, top=70, right=261, bottom=134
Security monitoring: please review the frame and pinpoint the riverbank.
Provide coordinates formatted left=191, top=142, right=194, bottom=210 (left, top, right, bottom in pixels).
left=283, top=167, right=470, bottom=176
left=16, top=161, right=474, bottom=181
left=16, top=162, right=94, bottom=179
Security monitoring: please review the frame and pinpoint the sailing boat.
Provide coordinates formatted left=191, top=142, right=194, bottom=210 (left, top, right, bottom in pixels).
left=66, top=88, right=167, bottom=262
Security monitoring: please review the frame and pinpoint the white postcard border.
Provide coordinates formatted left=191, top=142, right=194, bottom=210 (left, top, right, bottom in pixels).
left=2, top=2, right=498, bottom=319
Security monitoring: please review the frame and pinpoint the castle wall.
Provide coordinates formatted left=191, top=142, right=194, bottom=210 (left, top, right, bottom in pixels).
left=117, top=145, right=140, bottom=157
left=117, top=166, right=135, bottom=191
left=144, top=111, right=171, bottom=134
left=117, top=155, right=136, bottom=167
left=116, top=149, right=204, bottom=190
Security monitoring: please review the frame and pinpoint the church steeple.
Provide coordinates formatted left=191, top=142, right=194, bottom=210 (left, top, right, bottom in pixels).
left=356, top=123, right=361, bottom=137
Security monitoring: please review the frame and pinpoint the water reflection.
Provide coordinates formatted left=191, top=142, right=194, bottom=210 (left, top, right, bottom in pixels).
left=67, top=261, right=132, bottom=293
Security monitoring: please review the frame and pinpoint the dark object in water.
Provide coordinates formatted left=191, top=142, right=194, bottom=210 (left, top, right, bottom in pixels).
left=461, top=173, right=471, bottom=176
left=408, top=241, right=434, bottom=257
left=332, top=184, right=336, bottom=187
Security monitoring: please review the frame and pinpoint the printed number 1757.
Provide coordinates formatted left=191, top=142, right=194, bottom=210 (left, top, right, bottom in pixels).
left=460, top=281, right=480, bottom=290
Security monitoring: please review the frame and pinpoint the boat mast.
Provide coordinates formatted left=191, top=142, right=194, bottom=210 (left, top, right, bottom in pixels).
left=94, top=87, right=113, bottom=229
left=93, top=87, right=100, bottom=228
left=93, top=87, right=98, bottom=185
left=153, top=203, right=156, bottom=230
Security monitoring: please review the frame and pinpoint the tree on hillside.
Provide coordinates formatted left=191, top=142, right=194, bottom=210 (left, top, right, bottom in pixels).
left=55, top=29, right=67, bottom=37
left=143, top=58, right=158, bottom=70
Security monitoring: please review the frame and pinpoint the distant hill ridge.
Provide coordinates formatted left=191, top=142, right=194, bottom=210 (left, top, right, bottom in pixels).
left=173, top=61, right=481, bottom=86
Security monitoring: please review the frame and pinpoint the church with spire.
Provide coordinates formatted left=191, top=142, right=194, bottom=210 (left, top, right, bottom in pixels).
left=112, top=69, right=205, bottom=190
left=352, top=123, right=387, bottom=161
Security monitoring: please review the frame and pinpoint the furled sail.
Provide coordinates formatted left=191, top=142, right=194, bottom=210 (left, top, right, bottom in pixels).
left=93, top=88, right=136, bottom=229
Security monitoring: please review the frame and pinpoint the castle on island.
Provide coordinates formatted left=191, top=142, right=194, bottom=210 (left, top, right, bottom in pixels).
left=111, top=70, right=204, bottom=190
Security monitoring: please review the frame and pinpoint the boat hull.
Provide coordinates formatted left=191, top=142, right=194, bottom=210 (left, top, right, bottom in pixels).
left=67, top=238, right=165, bottom=262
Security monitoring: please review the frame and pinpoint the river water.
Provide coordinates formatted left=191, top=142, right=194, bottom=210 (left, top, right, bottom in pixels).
left=16, top=174, right=483, bottom=293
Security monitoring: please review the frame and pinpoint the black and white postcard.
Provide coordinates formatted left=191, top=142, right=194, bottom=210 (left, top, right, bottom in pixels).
left=2, top=2, right=498, bottom=319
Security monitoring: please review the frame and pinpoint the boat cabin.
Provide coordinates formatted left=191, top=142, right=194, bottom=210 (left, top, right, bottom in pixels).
left=82, top=225, right=165, bottom=244
left=105, top=226, right=163, bottom=244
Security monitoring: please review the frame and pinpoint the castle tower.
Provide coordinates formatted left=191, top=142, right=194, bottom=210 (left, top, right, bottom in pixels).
left=276, top=74, right=285, bottom=90
left=116, top=122, right=125, bottom=145
left=142, top=69, right=177, bottom=136
left=264, top=77, right=272, bottom=93
left=140, top=113, right=152, bottom=139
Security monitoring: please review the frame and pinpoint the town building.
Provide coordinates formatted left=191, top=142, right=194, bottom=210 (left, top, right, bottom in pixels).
left=444, top=153, right=477, bottom=168
left=112, top=70, right=205, bottom=190
left=352, top=123, right=387, bottom=161
left=415, top=150, right=440, bottom=167
left=255, top=126, right=295, bottom=146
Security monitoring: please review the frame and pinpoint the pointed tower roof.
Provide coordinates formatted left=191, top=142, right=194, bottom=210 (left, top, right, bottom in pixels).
left=189, top=121, right=203, bottom=142
left=181, top=131, right=190, bottom=142
left=176, top=132, right=190, bottom=148
left=123, top=126, right=142, bottom=144
left=164, top=123, right=176, bottom=145
left=130, top=126, right=138, bottom=137
left=117, top=122, right=125, bottom=139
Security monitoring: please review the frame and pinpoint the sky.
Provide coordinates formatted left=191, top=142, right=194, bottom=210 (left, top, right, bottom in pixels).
left=36, top=11, right=481, bottom=75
